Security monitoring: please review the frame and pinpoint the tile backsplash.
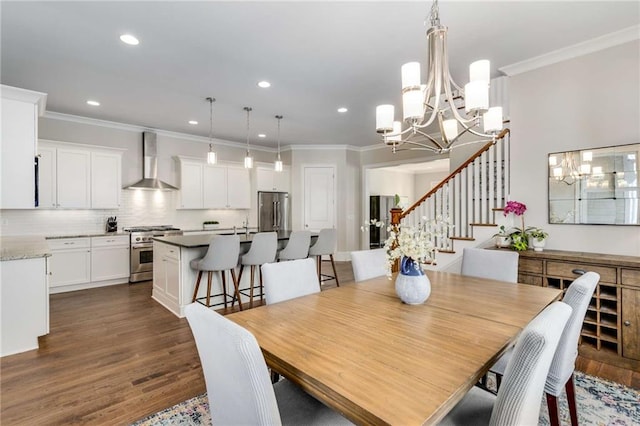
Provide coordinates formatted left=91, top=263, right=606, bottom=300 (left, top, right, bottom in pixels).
left=0, top=190, right=253, bottom=236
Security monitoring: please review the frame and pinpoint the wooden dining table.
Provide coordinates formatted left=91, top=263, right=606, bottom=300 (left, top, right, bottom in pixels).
left=227, top=270, right=562, bottom=425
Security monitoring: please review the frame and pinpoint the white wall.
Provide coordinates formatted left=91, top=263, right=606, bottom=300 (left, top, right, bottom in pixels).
left=414, top=170, right=449, bottom=201
left=510, top=40, right=640, bottom=256
left=368, top=169, right=414, bottom=203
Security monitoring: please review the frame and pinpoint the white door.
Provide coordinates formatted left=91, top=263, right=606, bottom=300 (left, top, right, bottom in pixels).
left=304, top=166, right=335, bottom=231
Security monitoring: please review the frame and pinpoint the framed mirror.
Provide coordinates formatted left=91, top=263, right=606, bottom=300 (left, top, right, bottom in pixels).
left=548, top=143, right=639, bottom=225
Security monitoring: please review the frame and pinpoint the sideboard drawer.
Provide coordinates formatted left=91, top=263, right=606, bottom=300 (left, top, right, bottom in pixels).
left=519, top=273, right=543, bottom=287
left=546, top=261, right=617, bottom=284
left=621, top=269, right=640, bottom=288
left=519, top=258, right=542, bottom=274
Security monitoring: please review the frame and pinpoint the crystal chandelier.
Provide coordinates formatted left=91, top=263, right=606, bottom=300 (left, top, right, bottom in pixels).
left=243, top=106, right=254, bottom=169
left=274, top=115, right=283, bottom=172
left=375, top=0, right=504, bottom=154
left=206, top=97, right=217, bottom=165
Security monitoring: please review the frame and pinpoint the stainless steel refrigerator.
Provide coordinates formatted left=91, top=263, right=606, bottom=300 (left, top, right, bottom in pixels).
left=258, top=191, right=290, bottom=232
left=369, top=195, right=395, bottom=248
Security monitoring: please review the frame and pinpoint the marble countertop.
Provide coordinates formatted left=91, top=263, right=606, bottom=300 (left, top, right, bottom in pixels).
left=46, top=231, right=129, bottom=239
left=1, top=236, right=52, bottom=261
left=154, top=230, right=306, bottom=248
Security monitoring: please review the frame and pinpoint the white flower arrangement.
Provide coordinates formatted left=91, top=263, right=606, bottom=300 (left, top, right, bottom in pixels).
left=360, top=218, right=384, bottom=232
left=383, top=216, right=452, bottom=277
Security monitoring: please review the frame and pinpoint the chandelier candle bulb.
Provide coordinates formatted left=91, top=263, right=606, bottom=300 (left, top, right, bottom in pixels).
left=376, top=105, right=395, bottom=132
left=483, top=107, right=503, bottom=133
left=401, top=62, right=421, bottom=89
left=469, top=60, right=490, bottom=83
left=443, top=119, right=458, bottom=141
left=464, top=81, right=489, bottom=112
left=402, top=90, right=424, bottom=120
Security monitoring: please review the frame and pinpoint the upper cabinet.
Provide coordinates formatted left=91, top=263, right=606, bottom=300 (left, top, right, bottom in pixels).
left=256, top=165, right=290, bottom=193
left=0, top=85, right=47, bottom=209
left=177, top=158, right=250, bottom=209
left=38, top=141, right=123, bottom=209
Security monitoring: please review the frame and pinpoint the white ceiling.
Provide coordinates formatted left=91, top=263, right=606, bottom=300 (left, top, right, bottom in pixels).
left=2, top=1, right=638, bottom=150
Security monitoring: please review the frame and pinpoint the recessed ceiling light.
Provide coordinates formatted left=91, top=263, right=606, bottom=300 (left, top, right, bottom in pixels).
left=86, top=100, right=100, bottom=106
left=337, top=107, right=348, bottom=113
left=257, top=81, right=271, bottom=88
left=120, top=34, right=139, bottom=45
left=188, top=120, right=198, bottom=125
left=258, top=134, right=266, bottom=138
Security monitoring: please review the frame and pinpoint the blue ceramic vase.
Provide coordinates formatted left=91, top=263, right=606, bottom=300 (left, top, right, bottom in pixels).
left=395, top=256, right=431, bottom=304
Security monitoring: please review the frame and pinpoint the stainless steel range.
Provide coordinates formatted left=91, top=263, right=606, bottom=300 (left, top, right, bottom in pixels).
left=124, top=225, right=183, bottom=283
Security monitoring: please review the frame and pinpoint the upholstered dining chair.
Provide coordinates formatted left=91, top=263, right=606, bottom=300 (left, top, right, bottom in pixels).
left=490, top=271, right=600, bottom=426
left=185, top=303, right=353, bottom=425
left=278, top=230, right=312, bottom=261
left=308, top=228, right=340, bottom=286
left=190, top=234, right=241, bottom=309
left=460, top=247, right=519, bottom=283
left=350, top=248, right=387, bottom=282
left=261, top=258, right=321, bottom=305
left=439, top=301, right=572, bottom=426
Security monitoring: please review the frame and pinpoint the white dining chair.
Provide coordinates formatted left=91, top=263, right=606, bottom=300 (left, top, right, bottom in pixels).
left=460, top=247, right=519, bottom=283
left=490, top=271, right=600, bottom=426
left=350, top=248, right=387, bottom=282
left=185, top=303, right=353, bottom=425
left=439, top=301, right=572, bottom=426
left=261, top=258, right=321, bottom=305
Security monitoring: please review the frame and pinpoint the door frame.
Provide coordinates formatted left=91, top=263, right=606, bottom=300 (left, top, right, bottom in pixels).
left=301, top=164, right=337, bottom=232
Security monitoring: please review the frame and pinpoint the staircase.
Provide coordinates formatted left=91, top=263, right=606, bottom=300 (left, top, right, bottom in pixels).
left=392, top=129, right=511, bottom=271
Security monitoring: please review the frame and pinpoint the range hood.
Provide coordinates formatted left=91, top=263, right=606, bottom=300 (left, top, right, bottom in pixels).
left=125, top=132, right=178, bottom=190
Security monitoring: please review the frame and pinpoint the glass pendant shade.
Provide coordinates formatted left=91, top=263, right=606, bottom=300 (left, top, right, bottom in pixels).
left=401, top=62, right=421, bottom=89
left=207, top=150, right=217, bottom=165
left=464, top=81, right=489, bottom=112
left=244, top=153, right=253, bottom=169
left=403, top=89, right=423, bottom=120
left=376, top=104, right=395, bottom=132
left=483, top=107, right=503, bottom=133
left=274, top=159, right=283, bottom=172
left=469, top=60, right=490, bottom=83
left=442, top=119, right=458, bottom=141
left=388, top=121, right=402, bottom=142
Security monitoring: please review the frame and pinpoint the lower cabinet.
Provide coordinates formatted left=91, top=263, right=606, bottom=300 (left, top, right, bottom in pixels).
left=516, top=249, right=640, bottom=362
left=48, top=235, right=129, bottom=293
left=153, top=242, right=182, bottom=312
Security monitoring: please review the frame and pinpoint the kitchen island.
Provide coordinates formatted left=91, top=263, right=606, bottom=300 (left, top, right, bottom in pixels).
left=152, top=231, right=311, bottom=317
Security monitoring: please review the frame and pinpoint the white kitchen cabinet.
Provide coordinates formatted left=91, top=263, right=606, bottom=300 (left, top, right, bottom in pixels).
left=48, top=238, right=91, bottom=289
left=90, top=235, right=129, bottom=281
left=91, top=151, right=122, bottom=209
left=0, top=85, right=47, bottom=209
left=177, top=157, right=250, bottom=209
left=38, top=141, right=123, bottom=209
left=256, top=166, right=290, bottom=193
left=1, top=256, right=49, bottom=356
left=153, top=241, right=181, bottom=310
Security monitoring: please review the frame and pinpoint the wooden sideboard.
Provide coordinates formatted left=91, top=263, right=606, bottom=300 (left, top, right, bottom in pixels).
left=515, top=249, right=640, bottom=365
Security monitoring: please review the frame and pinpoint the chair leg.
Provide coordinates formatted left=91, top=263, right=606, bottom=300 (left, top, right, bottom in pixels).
left=259, top=267, right=264, bottom=302
left=566, top=374, right=579, bottom=426
left=546, top=393, right=560, bottom=426
left=316, top=255, right=322, bottom=283
left=230, top=268, right=242, bottom=311
left=221, top=271, right=228, bottom=309
left=330, top=254, right=339, bottom=287
left=192, top=270, right=203, bottom=303
left=232, top=265, right=245, bottom=307
left=495, top=373, right=502, bottom=391
left=270, top=370, right=280, bottom=384
left=249, top=265, right=256, bottom=308
left=205, top=271, right=213, bottom=307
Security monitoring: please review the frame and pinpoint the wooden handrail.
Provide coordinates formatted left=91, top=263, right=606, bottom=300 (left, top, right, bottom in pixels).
left=394, top=128, right=510, bottom=224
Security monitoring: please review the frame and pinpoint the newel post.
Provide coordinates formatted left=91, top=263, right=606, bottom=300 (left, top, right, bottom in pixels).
left=390, top=208, right=403, bottom=273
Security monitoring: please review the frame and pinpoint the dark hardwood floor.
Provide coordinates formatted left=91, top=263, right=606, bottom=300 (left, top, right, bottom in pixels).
left=1, top=261, right=637, bottom=425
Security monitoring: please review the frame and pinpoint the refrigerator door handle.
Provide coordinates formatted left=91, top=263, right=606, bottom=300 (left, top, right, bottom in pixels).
left=273, top=201, right=278, bottom=230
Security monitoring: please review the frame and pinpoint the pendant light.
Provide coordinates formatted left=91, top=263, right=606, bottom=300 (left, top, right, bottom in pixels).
left=206, top=97, right=217, bottom=165
left=274, top=115, right=283, bottom=172
left=243, top=107, right=254, bottom=169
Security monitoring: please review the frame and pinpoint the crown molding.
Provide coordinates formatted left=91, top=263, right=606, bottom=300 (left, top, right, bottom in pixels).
left=42, top=111, right=277, bottom=153
left=499, top=25, right=640, bottom=77
left=289, top=144, right=360, bottom=152
left=2, top=85, right=48, bottom=114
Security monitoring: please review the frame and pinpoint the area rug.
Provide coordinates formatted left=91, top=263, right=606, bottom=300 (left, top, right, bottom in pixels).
left=132, top=371, right=639, bottom=425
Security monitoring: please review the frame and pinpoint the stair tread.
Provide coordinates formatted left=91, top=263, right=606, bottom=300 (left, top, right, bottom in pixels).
left=438, top=249, right=456, bottom=254
left=450, top=236, right=475, bottom=241
left=469, top=223, right=498, bottom=227
left=492, top=207, right=505, bottom=211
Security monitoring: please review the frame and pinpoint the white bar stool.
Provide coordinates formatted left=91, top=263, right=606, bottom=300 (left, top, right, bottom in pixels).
left=308, top=228, right=339, bottom=286
left=234, top=232, right=278, bottom=308
left=190, top=235, right=242, bottom=310
left=277, top=230, right=311, bottom=261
